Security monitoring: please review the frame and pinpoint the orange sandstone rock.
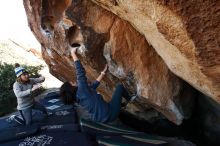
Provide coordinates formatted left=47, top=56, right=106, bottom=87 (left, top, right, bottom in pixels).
left=24, top=0, right=216, bottom=125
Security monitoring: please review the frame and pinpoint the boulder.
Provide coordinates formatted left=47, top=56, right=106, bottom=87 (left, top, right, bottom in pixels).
left=90, top=0, right=220, bottom=103
left=23, top=0, right=220, bottom=126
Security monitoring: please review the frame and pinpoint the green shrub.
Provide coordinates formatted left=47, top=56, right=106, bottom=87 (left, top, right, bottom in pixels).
left=0, top=63, right=43, bottom=117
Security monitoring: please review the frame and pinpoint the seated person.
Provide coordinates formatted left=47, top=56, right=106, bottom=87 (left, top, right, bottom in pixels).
left=13, top=63, right=48, bottom=125
left=60, top=47, right=137, bottom=123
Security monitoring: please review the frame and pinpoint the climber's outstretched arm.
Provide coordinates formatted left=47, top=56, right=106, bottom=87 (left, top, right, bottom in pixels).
left=71, top=47, right=79, bottom=62
left=96, top=65, right=108, bottom=82
left=71, top=47, right=88, bottom=88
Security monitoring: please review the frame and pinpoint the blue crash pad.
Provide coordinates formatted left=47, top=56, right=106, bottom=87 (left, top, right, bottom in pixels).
left=0, top=114, right=24, bottom=130
left=0, top=125, right=39, bottom=143
left=40, top=123, right=79, bottom=132
left=39, top=109, right=78, bottom=125
left=0, top=123, right=80, bottom=144
left=1, top=132, right=93, bottom=146
left=0, top=110, right=44, bottom=131
left=39, top=92, right=73, bottom=112
left=0, top=92, right=73, bottom=131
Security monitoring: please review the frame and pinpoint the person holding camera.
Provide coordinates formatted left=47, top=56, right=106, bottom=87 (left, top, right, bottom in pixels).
left=13, top=63, right=48, bottom=125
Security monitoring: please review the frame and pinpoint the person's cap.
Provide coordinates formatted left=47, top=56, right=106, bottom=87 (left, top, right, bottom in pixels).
left=14, top=66, right=26, bottom=77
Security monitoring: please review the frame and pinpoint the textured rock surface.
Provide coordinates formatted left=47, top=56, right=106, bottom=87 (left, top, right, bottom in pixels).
left=22, top=0, right=219, bottom=126
left=91, top=0, right=220, bottom=103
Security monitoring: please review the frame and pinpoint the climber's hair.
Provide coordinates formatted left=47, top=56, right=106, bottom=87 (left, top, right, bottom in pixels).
left=60, top=82, right=77, bottom=105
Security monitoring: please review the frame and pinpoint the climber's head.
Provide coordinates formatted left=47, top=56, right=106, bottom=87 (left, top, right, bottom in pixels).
left=60, top=82, right=77, bottom=105
left=14, top=63, right=30, bottom=83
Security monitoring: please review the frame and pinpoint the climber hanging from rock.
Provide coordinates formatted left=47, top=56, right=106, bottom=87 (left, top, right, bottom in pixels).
left=13, top=64, right=48, bottom=125
left=60, top=45, right=137, bottom=123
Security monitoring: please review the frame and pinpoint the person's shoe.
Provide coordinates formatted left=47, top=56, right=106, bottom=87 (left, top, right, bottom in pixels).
left=6, top=115, right=16, bottom=123
left=7, top=115, right=25, bottom=125
left=14, top=115, right=25, bottom=125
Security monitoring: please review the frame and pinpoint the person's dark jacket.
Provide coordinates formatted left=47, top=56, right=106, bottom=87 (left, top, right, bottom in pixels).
left=74, top=60, right=110, bottom=122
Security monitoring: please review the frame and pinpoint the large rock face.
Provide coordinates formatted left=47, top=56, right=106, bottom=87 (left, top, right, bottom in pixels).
left=90, top=0, right=220, bottom=102
left=23, top=0, right=219, bottom=125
